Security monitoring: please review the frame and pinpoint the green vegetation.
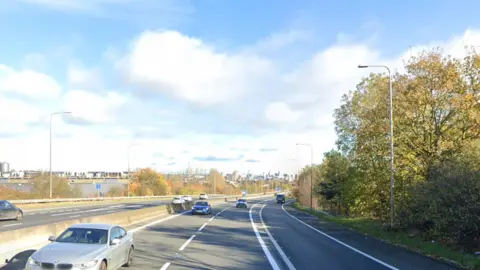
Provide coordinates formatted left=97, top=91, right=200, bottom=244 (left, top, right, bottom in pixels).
left=293, top=48, right=480, bottom=269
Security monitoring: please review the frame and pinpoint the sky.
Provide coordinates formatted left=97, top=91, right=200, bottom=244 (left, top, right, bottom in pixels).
left=0, top=0, right=479, bottom=174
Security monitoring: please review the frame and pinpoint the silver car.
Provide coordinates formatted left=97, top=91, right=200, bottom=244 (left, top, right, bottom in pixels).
left=26, top=223, right=134, bottom=270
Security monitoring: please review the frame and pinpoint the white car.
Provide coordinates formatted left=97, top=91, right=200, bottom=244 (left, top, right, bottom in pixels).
left=25, top=223, right=134, bottom=270
left=182, top=196, right=193, bottom=202
left=199, top=194, right=208, bottom=200
left=171, top=197, right=185, bottom=204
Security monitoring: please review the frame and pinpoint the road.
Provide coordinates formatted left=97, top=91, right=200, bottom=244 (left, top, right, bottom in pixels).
left=127, top=199, right=457, bottom=270
left=1, top=197, right=459, bottom=270
left=0, top=200, right=170, bottom=232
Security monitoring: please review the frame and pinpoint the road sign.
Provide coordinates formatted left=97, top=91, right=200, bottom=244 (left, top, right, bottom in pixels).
left=276, top=187, right=281, bottom=192
left=95, top=183, right=102, bottom=190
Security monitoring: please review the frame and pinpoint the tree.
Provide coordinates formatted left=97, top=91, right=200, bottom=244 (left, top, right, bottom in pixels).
left=31, top=172, right=78, bottom=198
left=130, top=168, right=168, bottom=196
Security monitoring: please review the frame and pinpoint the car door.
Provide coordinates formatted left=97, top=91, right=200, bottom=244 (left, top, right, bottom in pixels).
left=4, top=202, right=17, bottom=219
left=0, top=202, right=6, bottom=220
left=118, top=227, right=130, bottom=260
left=109, top=227, right=124, bottom=269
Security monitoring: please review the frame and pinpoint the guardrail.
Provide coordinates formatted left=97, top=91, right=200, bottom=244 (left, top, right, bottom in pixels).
left=9, top=193, right=276, bottom=205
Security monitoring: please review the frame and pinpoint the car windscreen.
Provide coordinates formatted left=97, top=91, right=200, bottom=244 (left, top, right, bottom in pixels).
left=56, top=228, right=108, bottom=244
left=195, top=202, right=208, bottom=206
left=237, top=200, right=245, bottom=203
left=276, top=195, right=285, bottom=199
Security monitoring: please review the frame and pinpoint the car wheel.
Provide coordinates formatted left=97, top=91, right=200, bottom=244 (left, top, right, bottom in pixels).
left=16, top=212, right=23, bottom=221
left=124, top=246, right=134, bottom=267
left=100, top=261, right=107, bottom=270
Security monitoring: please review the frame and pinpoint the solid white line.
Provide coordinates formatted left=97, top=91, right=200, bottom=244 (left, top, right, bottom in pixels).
left=259, top=204, right=296, bottom=270
left=198, top=223, right=208, bottom=232
left=179, top=235, right=196, bottom=251
left=51, top=206, right=111, bottom=216
left=249, top=203, right=280, bottom=270
left=281, top=203, right=399, bottom=270
left=160, top=262, right=171, bottom=270
left=2, top=223, right=22, bottom=228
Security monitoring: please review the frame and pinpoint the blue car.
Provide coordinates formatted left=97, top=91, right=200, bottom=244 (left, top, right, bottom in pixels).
left=191, top=201, right=212, bottom=215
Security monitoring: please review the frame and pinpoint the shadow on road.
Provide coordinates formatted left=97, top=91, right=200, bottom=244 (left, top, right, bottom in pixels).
left=1, top=249, right=35, bottom=270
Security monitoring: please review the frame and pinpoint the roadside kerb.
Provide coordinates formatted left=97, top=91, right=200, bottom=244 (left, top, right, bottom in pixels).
left=0, top=193, right=273, bottom=264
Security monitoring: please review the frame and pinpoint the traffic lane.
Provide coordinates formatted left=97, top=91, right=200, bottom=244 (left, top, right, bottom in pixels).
left=261, top=201, right=391, bottom=270
left=129, top=202, right=232, bottom=270
left=264, top=201, right=457, bottom=270
left=169, top=202, right=272, bottom=270
left=0, top=201, right=170, bottom=232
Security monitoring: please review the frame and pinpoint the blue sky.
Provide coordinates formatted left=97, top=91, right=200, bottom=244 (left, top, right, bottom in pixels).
left=0, top=0, right=479, bottom=173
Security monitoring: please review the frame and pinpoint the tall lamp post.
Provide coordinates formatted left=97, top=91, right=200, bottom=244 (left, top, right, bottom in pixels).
left=50, top=111, right=72, bottom=199
left=358, top=64, right=395, bottom=228
left=127, top=143, right=139, bottom=197
left=296, top=143, right=313, bottom=210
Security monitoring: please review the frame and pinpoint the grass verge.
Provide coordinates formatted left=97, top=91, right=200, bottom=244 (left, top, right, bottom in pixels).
left=291, top=202, right=480, bottom=270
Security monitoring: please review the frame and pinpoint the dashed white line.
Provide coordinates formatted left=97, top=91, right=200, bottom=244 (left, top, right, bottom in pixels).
left=281, top=203, right=399, bottom=270
left=160, top=262, right=171, bottom=270
left=2, top=223, right=22, bottom=228
left=198, top=223, right=208, bottom=232
left=208, top=216, right=215, bottom=222
left=249, top=203, right=280, bottom=270
left=179, top=235, right=196, bottom=251
left=70, top=215, right=81, bottom=218
left=259, top=204, right=296, bottom=270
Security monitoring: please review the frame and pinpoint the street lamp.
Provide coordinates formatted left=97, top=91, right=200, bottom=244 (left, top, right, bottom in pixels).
left=296, top=143, right=313, bottom=210
left=127, top=143, right=139, bottom=197
left=50, top=111, right=72, bottom=199
left=358, top=64, right=395, bottom=228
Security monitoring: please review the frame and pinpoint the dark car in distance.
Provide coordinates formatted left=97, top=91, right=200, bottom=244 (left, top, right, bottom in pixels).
left=0, top=200, right=23, bottom=221
left=276, top=194, right=286, bottom=204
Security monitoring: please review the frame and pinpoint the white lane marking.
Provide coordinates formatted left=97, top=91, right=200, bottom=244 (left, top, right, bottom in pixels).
left=281, top=203, right=399, bottom=270
left=2, top=223, right=22, bottom=228
left=179, top=235, right=196, bottom=251
left=160, top=262, right=171, bottom=270
left=259, top=204, right=296, bottom=270
left=69, top=215, right=81, bottom=218
left=249, top=203, right=280, bottom=270
left=198, top=223, right=208, bottom=232
left=130, top=211, right=191, bottom=233
left=107, top=210, right=116, bottom=213
left=208, top=216, right=214, bottom=222
left=51, top=206, right=113, bottom=216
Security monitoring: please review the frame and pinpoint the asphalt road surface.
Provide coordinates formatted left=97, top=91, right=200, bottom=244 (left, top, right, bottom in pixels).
left=128, top=199, right=457, bottom=270
left=0, top=200, right=170, bottom=232
left=1, top=197, right=459, bottom=270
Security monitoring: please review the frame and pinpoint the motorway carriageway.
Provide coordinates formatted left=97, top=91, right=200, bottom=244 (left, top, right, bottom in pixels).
left=127, top=199, right=456, bottom=270
left=1, top=197, right=459, bottom=270
left=0, top=200, right=169, bottom=232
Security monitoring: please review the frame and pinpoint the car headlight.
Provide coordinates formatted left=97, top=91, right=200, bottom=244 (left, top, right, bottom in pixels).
left=27, top=257, right=40, bottom=266
left=73, top=260, right=98, bottom=269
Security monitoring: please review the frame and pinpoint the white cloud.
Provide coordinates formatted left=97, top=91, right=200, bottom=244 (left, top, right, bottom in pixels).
left=1, top=28, right=480, bottom=175
left=121, top=30, right=274, bottom=105
left=62, top=90, right=127, bottom=124
left=0, top=65, right=62, bottom=98
left=264, top=102, right=300, bottom=123
left=67, top=61, right=103, bottom=89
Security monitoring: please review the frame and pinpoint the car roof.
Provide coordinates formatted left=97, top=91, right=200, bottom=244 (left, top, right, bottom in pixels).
left=69, top=223, right=117, bottom=230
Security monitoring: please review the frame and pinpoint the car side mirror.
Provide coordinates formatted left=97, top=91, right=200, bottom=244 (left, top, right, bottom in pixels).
left=5, top=259, right=8, bottom=264
left=111, top=238, right=121, bottom=246
left=48, top=236, right=56, bottom=241
left=208, top=204, right=211, bottom=207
